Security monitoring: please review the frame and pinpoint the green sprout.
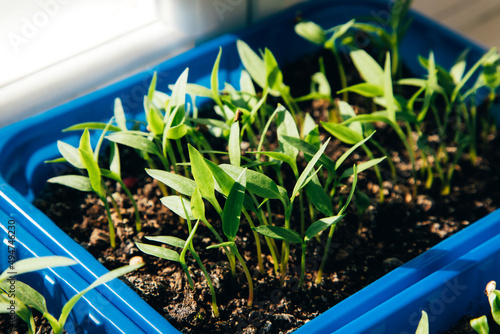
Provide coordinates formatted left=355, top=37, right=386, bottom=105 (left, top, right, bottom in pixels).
left=415, top=310, right=429, bottom=334
left=470, top=280, right=500, bottom=334
left=0, top=256, right=142, bottom=334
left=47, top=127, right=124, bottom=248
left=295, top=19, right=355, bottom=100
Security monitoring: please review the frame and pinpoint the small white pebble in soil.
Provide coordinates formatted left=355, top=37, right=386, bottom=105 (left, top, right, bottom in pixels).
left=129, top=256, right=144, bottom=266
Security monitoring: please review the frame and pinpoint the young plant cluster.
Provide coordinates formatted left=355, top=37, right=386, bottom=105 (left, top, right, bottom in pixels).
left=43, top=0, right=499, bottom=323
left=295, top=0, right=500, bottom=197
left=0, top=256, right=142, bottom=334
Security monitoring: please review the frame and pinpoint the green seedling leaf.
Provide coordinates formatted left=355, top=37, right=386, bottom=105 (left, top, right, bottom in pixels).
left=292, top=138, right=330, bottom=200
left=147, top=72, right=157, bottom=101
left=211, top=49, right=223, bottom=107
left=78, top=129, right=103, bottom=197
left=470, top=315, right=488, bottom=334
left=57, top=141, right=85, bottom=169
left=248, top=151, right=298, bottom=176
left=161, top=196, right=194, bottom=220
left=191, top=188, right=206, bottom=221
left=222, top=169, right=246, bottom=241
left=277, top=105, right=300, bottom=161
left=109, top=143, right=121, bottom=177
left=206, top=241, right=235, bottom=250
left=329, top=19, right=355, bottom=43
left=281, top=136, right=336, bottom=172
left=305, top=173, right=333, bottom=216
left=253, top=226, right=302, bottom=244
left=415, top=310, right=429, bottom=334
left=350, top=49, right=384, bottom=86
left=94, top=118, right=114, bottom=162
left=338, top=83, right=383, bottom=97
left=229, top=121, right=241, bottom=167
left=145, top=236, right=186, bottom=249
left=136, top=243, right=180, bottom=262
left=311, top=72, right=331, bottom=97
left=240, top=70, right=256, bottom=96
left=106, top=132, right=159, bottom=155
left=166, top=123, right=187, bottom=140
left=237, top=40, right=267, bottom=90
left=384, top=52, right=396, bottom=122
left=304, top=125, right=320, bottom=148
left=339, top=164, right=358, bottom=215
left=335, top=131, right=376, bottom=170
left=205, top=160, right=234, bottom=196
left=0, top=280, right=47, bottom=315
left=219, top=164, right=281, bottom=200
left=114, top=98, right=127, bottom=131
left=62, top=122, right=121, bottom=133
left=340, top=157, right=385, bottom=180
left=147, top=169, right=196, bottom=196
left=490, top=290, right=500, bottom=324
left=100, top=169, right=121, bottom=182
left=295, top=20, right=326, bottom=45
left=337, top=100, right=363, bottom=135
left=322, top=122, right=363, bottom=145
left=48, top=175, right=92, bottom=192
left=302, top=112, right=317, bottom=139
left=59, top=263, right=143, bottom=331
left=186, top=83, right=213, bottom=99
left=305, top=215, right=345, bottom=242
left=450, top=49, right=470, bottom=84
left=145, top=98, right=165, bottom=136
left=45, top=157, right=67, bottom=164
left=0, top=256, right=77, bottom=283
left=169, top=68, right=189, bottom=110
left=0, top=292, right=35, bottom=332
left=265, top=48, right=284, bottom=95
left=188, top=145, right=217, bottom=206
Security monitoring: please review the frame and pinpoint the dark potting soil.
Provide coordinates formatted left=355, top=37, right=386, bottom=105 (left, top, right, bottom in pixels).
left=0, top=312, right=68, bottom=334
left=29, top=120, right=500, bottom=334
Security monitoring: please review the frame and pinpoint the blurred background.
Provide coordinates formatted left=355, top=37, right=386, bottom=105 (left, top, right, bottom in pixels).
left=0, top=0, right=498, bottom=127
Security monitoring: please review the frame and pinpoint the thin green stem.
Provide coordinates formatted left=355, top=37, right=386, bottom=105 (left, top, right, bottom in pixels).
left=315, top=223, right=337, bottom=284
left=362, top=145, right=384, bottom=203
left=103, top=183, right=122, bottom=221
left=102, top=197, right=116, bottom=248
left=166, top=141, right=178, bottom=173
left=243, top=209, right=264, bottom=274
left=202, top=217, right=236, bottom=276
left=299, top=243, right=306, bottom=288
left=232, top=246, right=254, bottom=307
left=331, top=46, right=348, bottom=101
left=190, top=246, right=219, bottom=317
left=118, top=179, right=142, bottom=232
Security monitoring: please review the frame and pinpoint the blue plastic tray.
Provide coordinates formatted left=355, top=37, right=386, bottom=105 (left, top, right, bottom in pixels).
left=0, top=0, right=491, bottom=333
left=0, top=209, right=144, bottom=333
